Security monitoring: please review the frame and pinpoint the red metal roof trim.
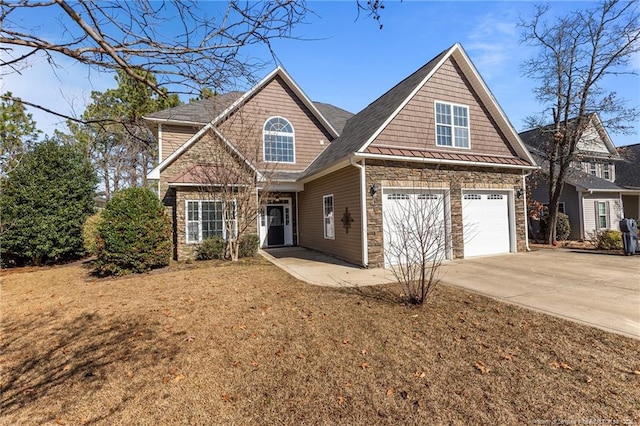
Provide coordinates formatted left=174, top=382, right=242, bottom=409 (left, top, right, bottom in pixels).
left=364, top=146, right=531, bottom=166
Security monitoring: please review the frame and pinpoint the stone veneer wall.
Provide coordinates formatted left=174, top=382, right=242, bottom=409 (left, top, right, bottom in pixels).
left=173, top=187, right=259, bottom=260
left=365, top=160, right=527, bottom=268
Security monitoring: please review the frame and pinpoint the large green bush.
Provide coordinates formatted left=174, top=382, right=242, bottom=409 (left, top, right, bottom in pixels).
left=94, top=187, right=171, bottom=275
left=589, top=230, right=623, bottom=250
left=0, top=139, right=97, bottom=266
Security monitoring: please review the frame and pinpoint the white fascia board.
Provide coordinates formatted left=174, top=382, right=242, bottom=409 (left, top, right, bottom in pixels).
left=355, top=43, right=536, bottom=168
left=150, top=70, right=278, bottom=178
left=451, top=46, right=538, bottom=167
left=297, top=158, right=352, bottom=184
left=267, top=182, right=304, bottom=192
left=169, top=182, right=250, bottom=188
left=210, top=68, right=281, bottom=128
left=276, top=66, right=339, bottom=138
left=143, top=117, right=207, bottom=126
left=152, top=66, right=338, bottom=179
left=209, top=126, right=264, bottom=181
left=354, top=152, right=539, bottom=171
left=590, top=114, right=619, bottom=157
left=357, top=44, right=456, bottom=153
left=576, top=187, right=629, bottom=194
left=153, top=122, right=213, bottom=174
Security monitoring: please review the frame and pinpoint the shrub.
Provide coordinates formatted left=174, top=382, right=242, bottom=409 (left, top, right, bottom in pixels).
left=94, top=187, right=172, bottom=276
left=540, top=212, right=571, bottom=241
left=82, top=212, right=102, bottom=255
left=238, top=234, right=260, bottom=258
left=589, top=230, right=623, bottom=250
left=197, top=236, right=225, bottom=260
left=555, top=213, right=571, bottom=241
left=0, top=139, right=97, bottom=266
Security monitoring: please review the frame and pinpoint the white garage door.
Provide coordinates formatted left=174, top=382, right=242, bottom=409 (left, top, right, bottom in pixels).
left=462, top=191, right=511, bottom=257
left=382, top=189, right=448, bottom=267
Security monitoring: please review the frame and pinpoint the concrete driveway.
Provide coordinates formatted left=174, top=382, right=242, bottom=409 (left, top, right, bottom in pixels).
left=261, top=247, right=640, bottom=339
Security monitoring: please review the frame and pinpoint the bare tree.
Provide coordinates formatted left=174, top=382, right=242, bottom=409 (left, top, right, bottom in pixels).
left=383, top=184, right=449, bottom=305
left=190, top=110, right=275, bottom=261
left=520, top=0, right=640, bottom=244
left=0, top=0, right=308, bottom=123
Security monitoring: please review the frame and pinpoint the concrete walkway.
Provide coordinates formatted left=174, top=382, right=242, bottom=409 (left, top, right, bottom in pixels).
left=261, top=247, right=640, bottom=339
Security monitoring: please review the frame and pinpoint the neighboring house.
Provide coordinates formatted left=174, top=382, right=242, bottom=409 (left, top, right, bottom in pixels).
left=615, top=143, right=640, bottom=221
left=520, top=114, right=634, bottom=240
left=146, top=43, right=538, bottom=267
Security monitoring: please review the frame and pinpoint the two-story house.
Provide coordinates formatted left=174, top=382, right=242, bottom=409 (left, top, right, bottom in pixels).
left=146, top=43, right=538, bottom=266
left=520, top=114, right=628, bottom=240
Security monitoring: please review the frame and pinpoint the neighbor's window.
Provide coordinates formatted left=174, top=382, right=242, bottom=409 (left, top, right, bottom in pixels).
left=263, top=117, right=295, bottom=163
left=603, top=163, right=611, bottom=180
left=435, top=101, right=469, bottom=148
left=597, top=201, right=608, bottom=229
left=590, top=162, right=597, bottom=176
left=186, top=200, right=237, bottom=243
left=323, top=194, right=334, bottom=239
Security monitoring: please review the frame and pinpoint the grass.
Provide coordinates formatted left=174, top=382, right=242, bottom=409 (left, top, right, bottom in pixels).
left=1, top=258, right=638, bottom=425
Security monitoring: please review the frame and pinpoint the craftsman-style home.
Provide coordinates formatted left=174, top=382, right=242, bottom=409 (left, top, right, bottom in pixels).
left=146, top=43, right=538, bottom=267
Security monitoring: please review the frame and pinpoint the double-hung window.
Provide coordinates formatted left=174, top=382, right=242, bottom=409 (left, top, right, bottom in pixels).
left=263, top=117, right=295, bottom=163
left=435, top=101, right=469, bottom=148
left=596, top=201, right=608, bottom=230
left=589, top=162, right=597, bottom=176
left=323, top=194, right=334, bottom=239
left=603, top=163, right=611, bottom=180
left=186, top=200, right=237, bottom=243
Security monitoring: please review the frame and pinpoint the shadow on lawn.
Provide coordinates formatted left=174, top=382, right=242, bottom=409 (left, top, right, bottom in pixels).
left=0, top=310, right=179, bottom=424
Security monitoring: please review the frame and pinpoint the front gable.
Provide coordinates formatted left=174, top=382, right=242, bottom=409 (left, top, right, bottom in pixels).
left=149, top=67, right=339, bottom=181
left=575, top=115, right=617, bottom=157
left=370, top=56, right=517, bottom=158
left=219, top=74, right=335, bottom=173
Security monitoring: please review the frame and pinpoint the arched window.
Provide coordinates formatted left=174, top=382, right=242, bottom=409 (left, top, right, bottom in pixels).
left=263, top=117, right=295, bottom=163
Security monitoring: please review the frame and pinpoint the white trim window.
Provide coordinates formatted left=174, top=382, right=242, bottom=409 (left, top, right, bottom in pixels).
left=596, top=201, right=609, bottom=230
left=589, top=162, right=597, bottom=176
left=323, top=194, right=334, bottom=239
left=186, top=200, right=237, bottom=243
left=603, top=163, right=611, bottom=180
left=263, top=116, right=295, bottom=163
left=435, top=101, right=469, bottom=148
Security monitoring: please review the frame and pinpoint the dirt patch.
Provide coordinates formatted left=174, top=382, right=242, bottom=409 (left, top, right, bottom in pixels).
left=1, top=258, right=638, bottom=425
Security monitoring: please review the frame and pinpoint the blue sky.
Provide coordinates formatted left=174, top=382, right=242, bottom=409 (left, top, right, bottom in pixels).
left=2, top=1, right=639, bottom=145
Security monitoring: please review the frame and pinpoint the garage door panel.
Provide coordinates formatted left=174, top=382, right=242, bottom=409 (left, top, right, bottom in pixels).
left=462, top=192, right=511, bottom=258
left=383, top=189, right=448, bottom=267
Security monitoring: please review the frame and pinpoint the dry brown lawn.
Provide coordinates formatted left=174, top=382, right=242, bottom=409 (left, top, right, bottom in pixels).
left=1, top=258, right=638, bottom=425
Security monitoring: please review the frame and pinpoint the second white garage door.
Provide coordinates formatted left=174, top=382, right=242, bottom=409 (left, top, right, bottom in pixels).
left=462, top=191, right=511, bottom=257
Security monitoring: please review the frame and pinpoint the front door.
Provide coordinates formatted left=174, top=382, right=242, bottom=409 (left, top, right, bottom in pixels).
left=267, top=205, right=285, bottom=246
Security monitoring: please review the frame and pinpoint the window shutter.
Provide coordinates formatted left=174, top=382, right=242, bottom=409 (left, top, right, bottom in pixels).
left=594, top=201, right=600, bottom=231
left=605, top=201, right=610, bottom=229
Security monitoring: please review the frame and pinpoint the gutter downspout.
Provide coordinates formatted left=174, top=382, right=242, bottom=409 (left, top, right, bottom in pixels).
left=522, top=171, right=533, bottom=252
left=350, top=157, right=368, bottom=267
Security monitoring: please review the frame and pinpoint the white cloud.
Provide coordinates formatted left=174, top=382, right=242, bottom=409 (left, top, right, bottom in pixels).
left=464, top=12, right=522, bottom=79
left=1, top=46, right=114, bottom=137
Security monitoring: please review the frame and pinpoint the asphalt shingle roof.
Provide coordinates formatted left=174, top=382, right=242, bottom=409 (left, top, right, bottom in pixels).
left=145, top=92, right=353, bottom=135
left=300, top=47, right=451, bottom=179
left=526, top=145, right=623, bottom=191
left=615, top=143, right=640, bottom=189
left=145, top=92, right=244, bottom=123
